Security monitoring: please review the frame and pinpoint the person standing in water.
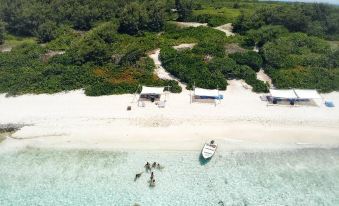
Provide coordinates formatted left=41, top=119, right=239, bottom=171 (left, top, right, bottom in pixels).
left=145, top=162, right=151, bottom=171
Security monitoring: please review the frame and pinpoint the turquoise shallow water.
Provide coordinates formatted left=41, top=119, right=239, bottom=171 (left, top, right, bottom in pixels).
left=0, top=148, right=339, bottom=206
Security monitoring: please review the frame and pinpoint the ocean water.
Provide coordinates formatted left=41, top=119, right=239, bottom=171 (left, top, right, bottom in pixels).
left=0, top=148, right=339, bottom=206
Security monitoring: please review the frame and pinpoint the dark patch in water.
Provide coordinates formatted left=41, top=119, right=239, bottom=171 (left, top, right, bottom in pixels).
left=199, top=154, right=211, bottom=165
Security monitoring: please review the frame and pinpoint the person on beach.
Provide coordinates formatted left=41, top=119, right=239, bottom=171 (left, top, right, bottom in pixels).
left=152, top=162, right=157, bottom=168
left=134, top=172, right=143, bottom=181
left=150, top=172, right=154, bottom=180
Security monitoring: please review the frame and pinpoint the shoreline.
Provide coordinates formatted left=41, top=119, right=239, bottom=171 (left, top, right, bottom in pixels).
left=1, top=121, right=339, bottom=152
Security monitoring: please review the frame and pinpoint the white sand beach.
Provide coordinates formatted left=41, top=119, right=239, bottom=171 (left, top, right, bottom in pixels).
left=1, top=80, right=339, bottom=152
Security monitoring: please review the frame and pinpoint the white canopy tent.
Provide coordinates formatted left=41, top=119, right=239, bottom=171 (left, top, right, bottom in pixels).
left=140, top=86, right=165, bottom=95
left=194, top=88, right=219, bottom=98
left=192, top=87, right=222, bottom=106
left=294, top=89, right=322, bottom=99
left=138, top=86, right=166, bottom=106
left=269, top=89, right=297, bottom=99
left=269, top=89, right=322, bottom=106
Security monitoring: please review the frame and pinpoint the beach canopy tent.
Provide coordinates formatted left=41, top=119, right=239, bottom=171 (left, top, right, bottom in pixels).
left=294, top=89, right=321, bottom=99
left=139, top=86, right=165, bottom=102
left=140, top=86, right=165, bottom=95
left=269, top=89, right=322, bottom=105
left=194, top=88, right=222, bottom=99
left=269, top=89, right=297, bottom=99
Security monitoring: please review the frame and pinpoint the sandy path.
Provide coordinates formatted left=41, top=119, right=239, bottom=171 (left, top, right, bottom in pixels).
left=214, top=23, right=235, bottom=37
left=256, top=69, right=273, bottom=87
left=175, top=22, right=235, bottom=36
left=148, top=48, right=187, bottom=90
left=175, top=22, right=208, bottom=28
left=173, top=43, right=196, bottom=50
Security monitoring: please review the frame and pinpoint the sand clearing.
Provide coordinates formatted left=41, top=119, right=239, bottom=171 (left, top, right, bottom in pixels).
left=175, top=22, right=208, bottom=28
left=175, top=22, right=235, bottom=37
left=173, top=43, right=196, bottom=50
left=256, top=69, right=273, bottom=87
left=214, top=23, right=235, bottom=37
left=0, top=80, right=339, bottom=152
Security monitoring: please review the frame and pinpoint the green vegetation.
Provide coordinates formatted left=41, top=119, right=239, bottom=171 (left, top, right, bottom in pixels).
left=269, top=67, right=339, bottom=93
left=230, top=2, right=339, bottom=92
left=0, top=22, right=181, bottom=96
left=118, top=0, right=166, bottom=35
left=243, top=25, right=288, bottom=48
left=190, top=7, right=242, bottom=27
left=0, top=21, right=5, bottom=44
left=1, top=34, right=36, bottom=48
left=160, top=26, right=268, bottom=92
left=234, top=3, right=339, bottom=40
left=0, top=0, right=339, bottom=95
left=262, top=32, right=339, bottom=92
left=229, top=51, right=263, bottom=72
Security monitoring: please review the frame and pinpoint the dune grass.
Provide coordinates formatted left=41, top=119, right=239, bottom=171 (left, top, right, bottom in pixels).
left=328, top=41, right=339, bottom=50
left=193, top=7, right=243, bottom=21
left=3, top=34, right=37, bottom=47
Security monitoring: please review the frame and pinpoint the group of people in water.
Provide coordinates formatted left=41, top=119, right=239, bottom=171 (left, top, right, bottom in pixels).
left=134, top=161, right=164, bottom=187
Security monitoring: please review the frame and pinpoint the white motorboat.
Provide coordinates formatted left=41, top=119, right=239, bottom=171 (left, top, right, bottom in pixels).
left=201, top=140, right=217, bottom=159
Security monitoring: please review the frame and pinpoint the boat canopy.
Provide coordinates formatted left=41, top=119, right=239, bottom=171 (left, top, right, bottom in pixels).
left=194, top=88, right=219, bottom=98
left=294, top=89, right=321, bottom=99
left=140, top=86, right=165, bottom=95
left=269, top=89, right=297, bottom=99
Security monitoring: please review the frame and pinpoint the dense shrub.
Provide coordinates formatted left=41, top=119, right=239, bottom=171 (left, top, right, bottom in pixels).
left=234, top=4, right=339, bottom=40
left=244, top=25, right=288, bottom=47
left=46, top=29, right=82, bottom=51
left=261, top=32, right=339, bottom=93
left=269, top=67, right=339, bottom=93
left=208, top=58, right=268, bottom=92
left=160, top=46, right=227, bottom=90
left=192, top=42, right=225, bottom=57
left=160, top=45, right=268, bottom=92
left=0, top=43, right=92, bottom=95
left=175, top=0, right=193, bottom=21
left=118, top=1, right=165, bottom=35
left=262, top=33, right=331, bottom=69
left=0, top=0, right=119, bottom=36
left=36, top=21, right=59, bottom=43
left=229, top=51, right=263, bottom=72
left=0, top=22, right=183, bottom=96
left=163, top=26, right=227, bottom=45
left=0, top=21, right=5, bottom=44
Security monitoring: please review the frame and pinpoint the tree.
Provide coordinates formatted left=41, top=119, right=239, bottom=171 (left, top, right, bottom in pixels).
left=245, top=25, right=288, bottom=47
left=175, top=0, right=193, bottom=21
left=0, top=21, right=5, bottom=44
left=118, top=2, right=148, bottom=35
left=36, top=21, right=58, bottom=43
left=229, top=51, right=263, bottom=72
left=144, top=0, right=166, bottom=32
left=118, top=1, right=166, bottom=35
